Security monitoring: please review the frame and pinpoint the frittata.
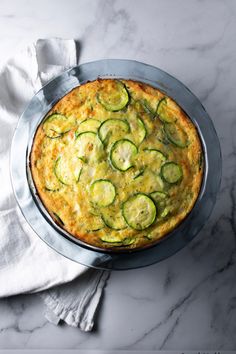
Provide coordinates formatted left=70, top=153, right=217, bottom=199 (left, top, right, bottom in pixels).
left=30, top=79, right=203, bottom=251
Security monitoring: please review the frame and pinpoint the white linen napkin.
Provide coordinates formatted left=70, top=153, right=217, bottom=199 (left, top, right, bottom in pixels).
left=0, top=38, right=109, bottom=331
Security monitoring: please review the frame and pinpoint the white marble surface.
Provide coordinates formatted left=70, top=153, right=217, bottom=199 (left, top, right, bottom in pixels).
left=0, top=0, right=236, bottom=350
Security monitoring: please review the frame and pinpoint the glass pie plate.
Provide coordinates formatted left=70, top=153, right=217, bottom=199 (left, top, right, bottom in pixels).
left=10, top=59, right=222, bottom=270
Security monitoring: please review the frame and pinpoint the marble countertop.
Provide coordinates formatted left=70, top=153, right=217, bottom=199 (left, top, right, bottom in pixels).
left=0, top=0, right=236, bottom=350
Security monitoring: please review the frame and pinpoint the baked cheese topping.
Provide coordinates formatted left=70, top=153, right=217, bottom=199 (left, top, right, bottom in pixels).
left=30, top=79, right=203, bottom=250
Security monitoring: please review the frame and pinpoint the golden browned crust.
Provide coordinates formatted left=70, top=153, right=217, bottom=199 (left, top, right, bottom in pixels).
left=30, top=79, right=203, bottom=251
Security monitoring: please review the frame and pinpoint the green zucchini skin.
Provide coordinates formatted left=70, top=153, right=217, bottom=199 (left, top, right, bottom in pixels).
left=143, top=148, right=166, bottom=156
left=43, top=113, right=75, bottom=138
left=161, top=162, right=183, bottom=184
left=76, top=118, right=101, bottom=136
left=143, top=148, right=166, bottom=162
left=99, top=235, right=135, bottom=246
left=142, top=149, right=167, bottom=175
left=133, top=99, right=157, bottom=119
left=157, top=98, right=169, bottom=122
left=52, top=212, right=64, bottom=225
left=99, top=203, right=127, bottom=231
left=54, top=157, right=67, bottom=185
left=98, top=118, right=130, bottom=145
left=45, top=173, right=62, bottom=192
left=150, top=191, right=170, bottom=218
left=122, top=193, right=157, bottom=230
left=150, top=191, right=168, bottom=201
left=133, top=169, right=145, bottom=179
left=157, top=97, right=177, bottom=123
left=164, top=122, right=188, bottom=148
left=45, top=186, right=61, bottom=192
left=136, top=117, right=147, bottom=144
left=109, top=139, right=138, bottom=171
left=101, top=215, right=127, bottom=231
left=75, top=131, right=104, bottom=162
left=90, top=179, right=116, bottom=207
left=122, top=237, right=136, bottom=246
left=97, top=80, right=130, bottom=112
left=128, top=115, right=147, bottom=146
left=142, top=99, right=156, bottom=118
left=99, top=235, right=123, bottom=243
left=54, top=156, right=83, bottom=185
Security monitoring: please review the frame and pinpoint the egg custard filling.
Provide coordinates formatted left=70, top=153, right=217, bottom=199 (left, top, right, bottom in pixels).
left=30, top=79, right=203, bottom=250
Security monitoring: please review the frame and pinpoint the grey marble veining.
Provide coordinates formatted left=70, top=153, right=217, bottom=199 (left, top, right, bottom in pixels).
left=0, top=0, right=236, bottom=350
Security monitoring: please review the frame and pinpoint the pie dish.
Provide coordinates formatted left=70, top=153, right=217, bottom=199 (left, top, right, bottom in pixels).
left=30, top=78, right=203, bottom=251
left=11, top=59, right=221, bottom=269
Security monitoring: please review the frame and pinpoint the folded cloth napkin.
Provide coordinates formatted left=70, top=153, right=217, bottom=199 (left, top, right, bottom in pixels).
left=0, top=38, right=109, bottom=331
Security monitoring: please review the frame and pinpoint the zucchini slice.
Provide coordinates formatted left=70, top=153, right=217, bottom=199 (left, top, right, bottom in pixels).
left=136, top=118, right=147, bottom=144
left=100, top=235, right=122, bottom=243
left=98, top=119, right=130, bottom=145
left=43, top=114, right=76, bottom=138
left=133, top=169, right=145, bottom=180
left=97, top=80, right=129, bottom=111
left=143, top=148, right=166, bottom=172
left=100, top=234, right=134, bottom=246
left=110, top=139, right=138, bottom=171
left=54, top=155, right=83, bottom=185
left=133, top=169, right=164, bottom=194
left=122, top=237, right=136, bottom=246
left=52, top=212, right=64, bottom=225
left=76, top=119, right=101, bottom=135
left=85, top=216, right=105, bottom=232
left=129, top=116, right=147, bottom=145
left=150, top=191, right=169, bottom=218
left=45, top=178, right=61, bottom=192
left=75, top=131, right=104, bottom=162
left=101, top=206, right=127, bottom=230
left=150, top=191, right=168, bottom=201
left=122, top=193, right=156, bottom=230
left=156, top=126, right=170, bottom=145
left=90, top=179, right=116, bottom=207
left=131, top=98, right=157, bottom=119
left=140, top=99, right=157, bottom=118
left=164, top=123, right=188, bottom=148
left=143, top=234, right=153, bottom=241
left=161, top=162, right=183, bottom=184
left=157, top=97, right=178, bottom=123
left=44, top=160, right=62, bottom=192
left=159, top=207, right=170, bottom=218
